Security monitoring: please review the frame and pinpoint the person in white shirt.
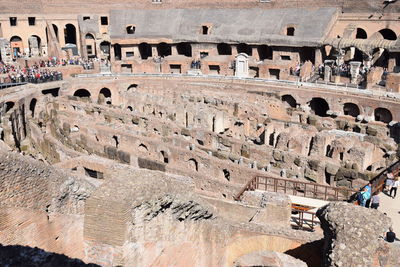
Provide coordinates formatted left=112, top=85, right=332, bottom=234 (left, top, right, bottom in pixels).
left=385, top=172, right=394, bottom=192
left=390, top=179, right=400, bottom=199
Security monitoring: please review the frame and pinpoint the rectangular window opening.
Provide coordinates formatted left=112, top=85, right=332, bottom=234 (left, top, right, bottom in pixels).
left=101, top=16, right=108, bottom=25
left=83, top=16, right=90, bottom=21
left=28, top=17, right=36, bottom=26
left=9, top=17, right=17, bottom=26
left=281, top=55, right=291, bottom=61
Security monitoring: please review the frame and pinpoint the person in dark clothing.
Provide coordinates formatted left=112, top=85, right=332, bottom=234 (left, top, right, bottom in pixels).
left=386, top=227, right=396, bottom=243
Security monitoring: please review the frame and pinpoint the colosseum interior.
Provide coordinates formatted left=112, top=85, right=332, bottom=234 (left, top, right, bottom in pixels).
left=0, top=0, right=400, bottom=266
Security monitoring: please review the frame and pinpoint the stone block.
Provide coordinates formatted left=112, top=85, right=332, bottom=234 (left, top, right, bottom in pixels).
left=117, top=150, right=131, bottom=164
left=137, top=157, right=165, bottom=172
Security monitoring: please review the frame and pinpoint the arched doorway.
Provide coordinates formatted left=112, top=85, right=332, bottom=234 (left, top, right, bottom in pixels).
left=378, top=29, right=397, bottom=40
left=309, top=98, right=329, bottom=117
left=343, top=103, right=360, bottom=117
left=85, top=33, right=96, bottom=58
left=28, top=35, right=41, bottom=56
left=29, top=98, right=37, bottom=118
left=64, top=24, right=77, bottom=45
left=374, top=108, right=392, bottom=123
left=99, top=88, right=112, bottom=105
left=10, top=36, right=23, bottom=58
left=100, top=41, right=111, bottom=59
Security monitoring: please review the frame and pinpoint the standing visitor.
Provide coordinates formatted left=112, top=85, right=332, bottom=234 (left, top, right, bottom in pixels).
left=370, top=192, right=380, bottom=209
left=390, top=179, right=399, bottom=199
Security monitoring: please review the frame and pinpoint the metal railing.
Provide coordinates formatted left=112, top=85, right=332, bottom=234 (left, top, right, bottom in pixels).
left=291, top=208, right=318, bottom=231
left=234, top=175, right=357, bottom=201
left=369, top=160, right=400, bottom=194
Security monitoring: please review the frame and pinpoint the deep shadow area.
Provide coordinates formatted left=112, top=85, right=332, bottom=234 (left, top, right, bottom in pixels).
left=285, top=239, right=324, bottom=267
left=0, top=244, right=100, bottom=267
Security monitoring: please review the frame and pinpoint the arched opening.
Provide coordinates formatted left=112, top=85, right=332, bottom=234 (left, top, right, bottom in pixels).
left=85, top=33, right=96, bottom=58
left=160, top=151, right=169, bottom=163
left=223, top=169, right=230, bottom=181
left=138, top=43, right=152, bottom=59
left=5, top=102, right=15, bottom=113
left=64, top=24, right=77, bottom=45
left=127, top=84, right=138, bottom=91
left=188, top=158, right=198, bottom=171
left=10, top=36, right=23, bottom=58
left=355, top=28, right=367, bottom=39
left=99, top=88, right=112, bottom=105
left=127, top=106, right=133, bottom=112
left=126, top=25, right=135, bottom=34
left=378, top=29, right=397, bottom=40
left=29, top=98, right=37, bottom=118
left=217, top=43, right=232, bottom=55
left=353, top=48, right=364, bottom=62
left=73, top=89, right=91, bottom=98
left=138, top=143, right=148, bottom=152
left=237, top=43, right=252, bottom=56
left=281, top=95, right=297, bottom=108
left=374, top=108, right=392, bottom=123
left=28, top=35, right=41, bottom=56
left=46, top=24, right=59, bottom=44
left=343, top=103, right=360, bottom=117
left=258, top=45, right=272, bottom=60
left=100, top=41, right=111, bottom=59
left=373, top=49, right=389, bottom=68
left=286, top=27, right=295, bottom=36
left=157, top=42, right=172, bottom=57
left=112, top=135, right=119, bottom=148
left=309, top=98, right=329, bottom=117
left=176, top=42, right=192, bottom=57
left=114, top=43, right=121, bottom=60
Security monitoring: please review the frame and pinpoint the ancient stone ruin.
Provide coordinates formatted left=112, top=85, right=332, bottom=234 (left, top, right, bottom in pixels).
left=0, top=1, right=400, bottom=266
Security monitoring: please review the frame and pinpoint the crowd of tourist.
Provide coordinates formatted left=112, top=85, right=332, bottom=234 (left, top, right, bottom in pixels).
left=0, top=57, right=104, bottom=85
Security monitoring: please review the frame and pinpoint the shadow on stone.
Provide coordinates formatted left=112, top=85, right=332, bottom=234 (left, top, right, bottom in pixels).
left=284, top=239, right=323, bottom=267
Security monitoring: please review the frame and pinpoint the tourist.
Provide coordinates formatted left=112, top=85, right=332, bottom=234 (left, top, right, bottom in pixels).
left=390, top=178, right=399, bottom=199
left=384, top=171, right=394, bottom=192
left=358, top=187, right=370, bottom=207
left=365, top=182, right=372, bottom=208
left=386, top=227, right=396, bottom=243
left=370, top=192, right=380, bottom=209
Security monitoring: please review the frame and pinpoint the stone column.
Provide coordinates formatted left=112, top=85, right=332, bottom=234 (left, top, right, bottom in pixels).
left=0, top=38, right=12, bottom=64
left=315, top=48, right=323, bottom=66
left=28, top=36, right=40, bottom=57
left=363, top=54, right=372, bottom=70
left=349, top=61, right=361, bottom=84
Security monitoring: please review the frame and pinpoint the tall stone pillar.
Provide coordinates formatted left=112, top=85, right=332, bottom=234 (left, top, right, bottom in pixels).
left=324, top=60, right=334, bottom=82
left=0, top=38, right=12, bottom=64
left=315, top=48, right=322, bottom=66
left=28, top=36, right=40, bottom=57
left=349, top=61, right=361, bottom=84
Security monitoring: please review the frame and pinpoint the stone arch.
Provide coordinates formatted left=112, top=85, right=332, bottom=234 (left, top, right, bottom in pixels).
left=223, top=169, right=230, bottom=181
left=138, top=143, right=148, bottom=152
left=237, top=43, right=252, bottom=56
left=112, top=135, right=119, bottom=148
left=127, top=106, right=133, bottom=112
left=73, top=89, right=91, bottom=98
left=64, top=23, right=77, bottom=45
left=309, top=98, right=329, bottom=117
left=45, top=24, right=59, bottom=43
left=378, top=28, right=397, bottom=40
left=176, top=42, right=192, bottom=57
left=28, top=35, right=41, bottom=56
left=10, top=36, right=23, bottom=58
left=127, top=84, right=138, bottom=91
left=157, top=42, right=171, bottom=57
left=100, top=41, right=111, bottom=59
left=374, top=108, right=392, bottom=123
left=343, top=103, right=360, bottom=117
left=217, top=43, right=232, bottom=55
left=281, top=94, right=297, bottom=108
left=5, top=101, right=15, bottom=113
left=29, top=98, right=37, bottom=118
left=139, top=43, right=152, bottom=59
left=85, top=33, right=96, bottom=57
left=99, top=88, right=112, bottom=105
left=160, top=150, right=169, bottom=163
left=355, top=28, right=367, bottom=39
left=188, top=158, right=198, bottom=171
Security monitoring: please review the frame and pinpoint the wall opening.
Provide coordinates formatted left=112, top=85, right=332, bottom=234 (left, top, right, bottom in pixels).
left=138, top=143, right=148, bottom=152
left=343, top=103, right=360, bottom=117
left=139, top=43, right=152, bottom=59
left=374, top=108, right=392, bottom=123
left=5, top=101, right=15, bottom=113
left=29, top=98, right=37, bottom=118
left=126, top=25, right=135, bottom=34
left=42, top=88, right=60, bottom=97
left=223, top=169, right=231, bottom=181
left=309, top=98, right=329, bottom=117
left=84, top=167, right=104, bottom=179
left=217, top=43, right=232, bottom=55
left=64, top=24, right=77, bottom=45
left=161, top=151, right=169, bottom=163
left=355, top=28, right=367, bottom=39
left=281, top=94, right=297, bottom=108
left=73, top=89, right=91, bottom=98
left=157, top=42, right=172, bottom=57
left=112, top=135, right=119, bottom=148
left=176, top=42, right=192, bottom=57
left=114, top=43, right=121, bottom=60
left=258, top=45, right=273, bottom=60
left=378, top=28, right=397, bottom=40
left=286, top=27, right=295, bottom=36
left=188, top=158, right=198, bottom=171
left=237, top=43, right=252, bottom=56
